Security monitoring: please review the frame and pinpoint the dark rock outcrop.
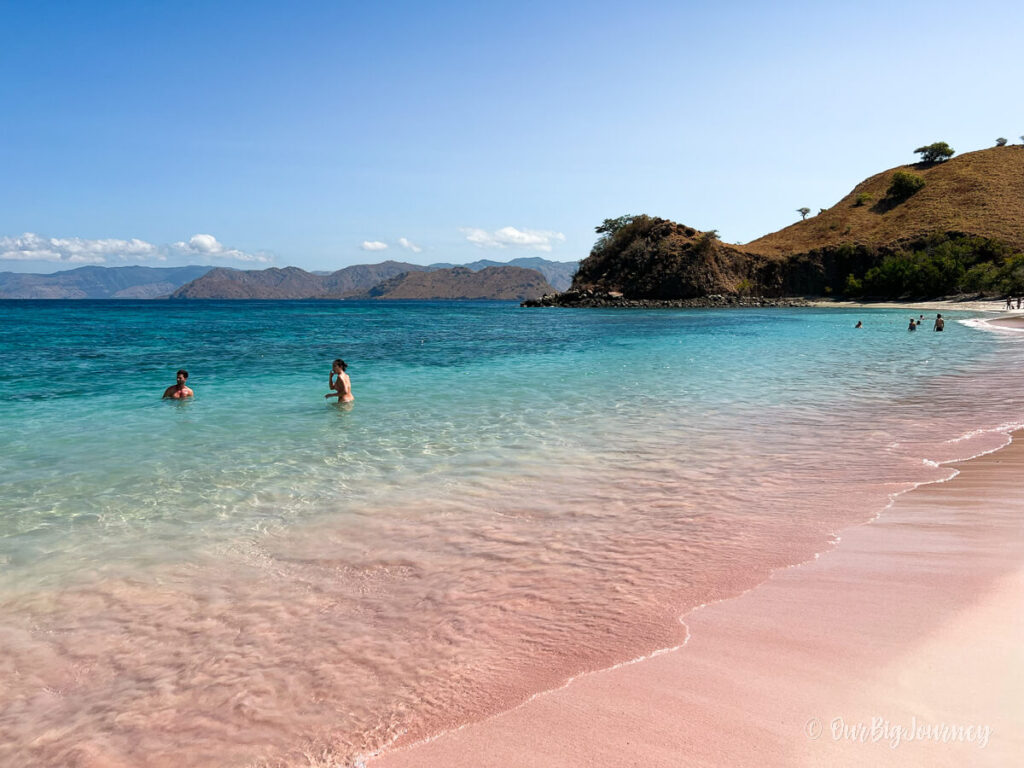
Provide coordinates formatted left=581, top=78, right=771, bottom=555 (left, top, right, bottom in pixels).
left=524, top=290, right=809, bottom=308
left=568, top=218, right=755, bottom=300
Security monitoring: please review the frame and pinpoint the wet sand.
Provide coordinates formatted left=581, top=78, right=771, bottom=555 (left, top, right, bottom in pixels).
left=372, top=434, right=1024, bottom=767
left=988, top=316, right=1024, bottom=330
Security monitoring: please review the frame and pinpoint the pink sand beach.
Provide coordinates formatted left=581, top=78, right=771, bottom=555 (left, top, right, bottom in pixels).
left=373, top=434, right=1024, bottom=767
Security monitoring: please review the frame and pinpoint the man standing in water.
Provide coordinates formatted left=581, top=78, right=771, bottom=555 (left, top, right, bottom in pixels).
left=163, top=369, right=194, bottom=399
left=325, top=359, right=354, bottom=403
left=934, top=314, right=945, bottom=332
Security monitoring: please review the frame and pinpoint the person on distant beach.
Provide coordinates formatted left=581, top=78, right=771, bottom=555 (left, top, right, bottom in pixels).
left=325, top=359, right=354, bottom=403
left=1017, top=297, right=1021, bottom=310
left=908, top=318, right=917, bottom=331
left=855, top=321, right=862, bottom=328
left=934, top=314, right=945, bottom=332
left=1006, top=297, right=1013, bottom=310
left=163, top=369, right=194, bottom=399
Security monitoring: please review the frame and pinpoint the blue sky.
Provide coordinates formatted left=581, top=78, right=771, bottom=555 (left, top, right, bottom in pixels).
left=2, top=0, right=1022, bottom=273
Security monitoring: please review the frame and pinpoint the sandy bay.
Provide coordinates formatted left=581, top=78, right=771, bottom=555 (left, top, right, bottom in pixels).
left=9, top=5, right=1024, bottom=766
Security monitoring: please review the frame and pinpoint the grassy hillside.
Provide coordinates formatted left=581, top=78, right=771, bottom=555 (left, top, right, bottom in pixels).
left=746, top=146, right=1024, bottom=258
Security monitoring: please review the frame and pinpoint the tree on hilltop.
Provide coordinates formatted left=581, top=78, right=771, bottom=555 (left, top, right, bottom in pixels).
left=595, top=215, right=636, bottom=236
left=914, top=142, right=954, bottom=163
left=996, top=137, right=1008, bottom=147
left=797, top=207, right=810, bottom=220
left=591, top=214, right=652, bottom=257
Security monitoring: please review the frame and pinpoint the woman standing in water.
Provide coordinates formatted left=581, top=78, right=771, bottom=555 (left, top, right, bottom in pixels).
left=325, top=359, right=354, bottom=403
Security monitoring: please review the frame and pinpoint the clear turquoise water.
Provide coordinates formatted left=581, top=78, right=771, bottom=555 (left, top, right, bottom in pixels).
left=2, top=300, right=1023, bottom=766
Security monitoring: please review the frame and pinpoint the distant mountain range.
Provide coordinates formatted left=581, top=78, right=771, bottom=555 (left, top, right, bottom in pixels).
left=356, top=266, right=553, bottom=300
left=0, top=265, right=214, bottom=299
left=1, top=257, right=577, bottom=299
left=173, top=257, right=576, bottom=299
left=425, top=257, right=577, bottom=291
left=173, top=262, right=555, bottom=300
left=170, top=261, right=429, bottom=299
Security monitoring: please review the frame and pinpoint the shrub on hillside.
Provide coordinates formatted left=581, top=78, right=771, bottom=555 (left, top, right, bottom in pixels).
left=695, top=229, right=719, bottom=255
left=996, top=137, right=1008, bottom=147
left=998, top=254, right=1024, bottom=296
left=843, top=274, right=863, bottom=296
left=961, top=261, right=999, bottom=293
left=855, top=235, right=1015, bottom=297
left=886, top=170, right=925, bottom=201
left=853, top=192, right=872, bottom=207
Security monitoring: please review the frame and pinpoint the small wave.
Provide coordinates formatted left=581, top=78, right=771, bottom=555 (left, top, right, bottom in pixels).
left=961, top=316, right=1024, bottom=334
left=946, top=421, right=1024, bottom=445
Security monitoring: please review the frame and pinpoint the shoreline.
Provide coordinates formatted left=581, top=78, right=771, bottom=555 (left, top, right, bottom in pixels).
left=806, top=297, right=1021, bottom=313
left=371, top=430, right=1024, bottom=767
left=523, top=293, right=1023, bottom=312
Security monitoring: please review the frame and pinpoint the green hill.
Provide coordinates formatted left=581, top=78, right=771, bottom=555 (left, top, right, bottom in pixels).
left=535, top=146, right=1024, bottom=304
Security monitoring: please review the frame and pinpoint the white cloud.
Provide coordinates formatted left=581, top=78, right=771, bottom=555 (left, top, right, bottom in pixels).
left=398, top=237, right=422, bottom=253
left=0, top=232, right=271, bottom=265
left=0, top=232, right=160, bottom=264
left=460, top=226, right=566, bottom=252
left=361, top=240, right=388, bottom=251
left=170, top=233, right=270, bottom=263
